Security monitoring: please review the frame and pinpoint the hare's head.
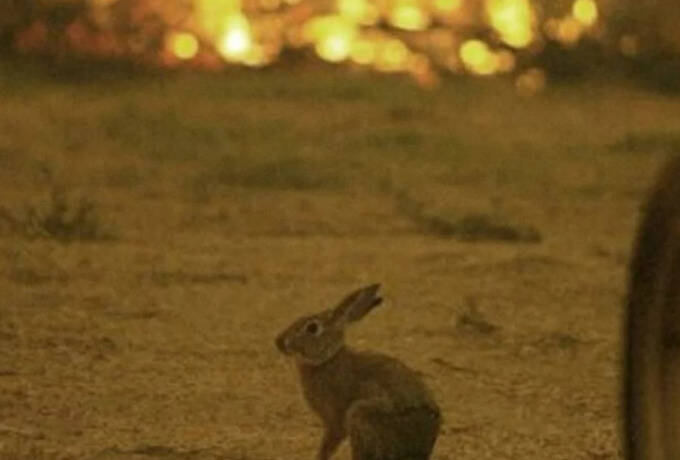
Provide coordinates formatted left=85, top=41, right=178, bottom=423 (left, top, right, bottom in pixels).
left=275, top=284, right=383, bottom=365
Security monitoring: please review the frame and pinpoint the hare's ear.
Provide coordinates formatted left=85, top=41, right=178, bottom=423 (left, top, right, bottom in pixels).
left=331, top=284, right=383, bottom=324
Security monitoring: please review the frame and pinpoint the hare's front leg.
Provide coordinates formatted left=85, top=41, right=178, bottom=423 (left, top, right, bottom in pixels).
left=318, top=420, right=346, bottom=460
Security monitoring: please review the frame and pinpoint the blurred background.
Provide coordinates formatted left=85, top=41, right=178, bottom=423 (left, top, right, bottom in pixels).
left=0, top=1, right=679, bottom=459
left=2, top=0, right=680, bottom=89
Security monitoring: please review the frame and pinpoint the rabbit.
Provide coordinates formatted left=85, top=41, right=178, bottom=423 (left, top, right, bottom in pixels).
left=624, top=155, right=680, bottom=460
left=275, top=283, right=441, bottom=460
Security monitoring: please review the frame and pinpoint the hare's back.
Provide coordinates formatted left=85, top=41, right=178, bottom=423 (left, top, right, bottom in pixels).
left=351, top=349, right=439, bottom=411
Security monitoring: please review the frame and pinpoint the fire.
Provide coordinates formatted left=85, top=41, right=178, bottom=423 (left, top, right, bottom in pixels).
left=572, top=0, right=598, bottom=27
left=375, top=39, right=411, bottom=72
left=432, top=0, right=462, bottom=14
left=389, top=0, right=431, bottom=31
left=556, top=17, right=583, bottom=45
left=218, top=13, right=253, bottom=61
left=459, top=39, right=498, bottom=75
left=458, top=40, right=514, bottom=75
left=168, top=31, right=199, bottom=60
left=495, top=49, right=516, bottom=72
left=485, top=0, right=534, bottom=48
left=337, top=0, right=379, bottom=25
left=10, top=0, right=619, bottom=88
left=259, top=0, right=281, bottom=11
left=304, top=15, right=357, bottom=62
left=350, top=38, right=377, bottom=65
left=195, top=0, right=242, bottom=38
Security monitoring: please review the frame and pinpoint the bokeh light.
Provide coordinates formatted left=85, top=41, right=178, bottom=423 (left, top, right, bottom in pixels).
left=338, top=0, right=380, bottom=25
left=217, top=14, right=254, bottom=61
left=350, top=38, right=377, bottom=65
left=4, top=0, right=655, bottom=90
left=460, top=39, right=499, bottom=75
left=556, top=16, right=584, bottom=45
left=432, top=0, right=462, bottom=14
left=168, top=31, right=199, bottom=60
left=485, top=0, right=534, bottom=48
left=374, top=38, right=412, bottom=72
left=389, top=0, right=431, bottom=31
left=304, top=15, right=357, bottom=62
left=572, top=0, right=598, bottom=27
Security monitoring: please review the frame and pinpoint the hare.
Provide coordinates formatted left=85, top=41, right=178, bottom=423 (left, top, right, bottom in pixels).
left=276, top=284, right=441, bottom=460
left=624, top=155, right=680, bottom=460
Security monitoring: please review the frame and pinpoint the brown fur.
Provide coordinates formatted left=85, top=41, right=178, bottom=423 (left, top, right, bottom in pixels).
left=276, top=285, right=441, bottom=460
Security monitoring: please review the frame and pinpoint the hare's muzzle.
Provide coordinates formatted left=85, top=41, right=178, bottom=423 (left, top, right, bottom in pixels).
left=275, top=333, right=292, bottom=355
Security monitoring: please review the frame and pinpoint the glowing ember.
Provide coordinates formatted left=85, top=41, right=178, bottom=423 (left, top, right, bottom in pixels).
left=460, top=39, right=498, bottom=75
left=168, top=31, right=199, bottom=60
left=243, top=44, right=267, bottom=66
left=350, top=38, right=377, bottom=65
left=304, top=16, right=357, bottom=62
left=572, top=0, right=598, bottom=27
left=485, top=0, right=534, bottom=48
left=7, top=0, right=632, bottom=89
left=218, top=14, right=253, bottom=60
left=375, top=39, right=411, bottom=72
left=433, top=0, right=462, bottom=14
left=196, top=0, right=242, bottom=38
left=337, top=0, right=379, bottom=25
left=556, top=16, right=583, bottom=45
left=389, top=1, right=431, bottom=31
left=495, top=49, right=516, bottom=73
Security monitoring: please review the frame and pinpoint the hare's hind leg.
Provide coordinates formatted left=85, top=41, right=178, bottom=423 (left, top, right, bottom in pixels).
left=347, top=400, right=440, bottom=460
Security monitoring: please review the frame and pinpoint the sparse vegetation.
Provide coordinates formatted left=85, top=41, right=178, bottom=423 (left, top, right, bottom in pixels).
left=0, top=187, right=111, bottom=243
left=395, top=191, right=542, bottom=243
left=456, top=298, right=500, bottom=335
left=0, top=61, right=677, bottom=459
left=0, top=438, right=59, bottom=460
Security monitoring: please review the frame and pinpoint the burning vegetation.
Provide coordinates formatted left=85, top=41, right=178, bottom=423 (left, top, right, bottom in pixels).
left=0, top=0, right=675, bottom=90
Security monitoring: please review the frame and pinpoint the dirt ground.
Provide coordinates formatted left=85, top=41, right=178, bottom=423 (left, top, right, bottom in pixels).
left=0, top=64, right=678, bottom=459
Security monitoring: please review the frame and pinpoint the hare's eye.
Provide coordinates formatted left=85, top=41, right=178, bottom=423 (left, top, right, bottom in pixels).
left=305, top=321, right=321, bottom=335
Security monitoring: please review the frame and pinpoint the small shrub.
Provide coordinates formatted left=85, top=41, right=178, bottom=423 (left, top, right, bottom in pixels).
left=456, top=299, right=499, bottom=335
left=0, top=188, right=112, bottom=243
left=395, top=191, right=542, bottom=243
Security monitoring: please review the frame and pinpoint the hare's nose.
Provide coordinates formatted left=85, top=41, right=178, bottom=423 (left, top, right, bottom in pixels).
left=275, top=334, right=289, bottom=354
